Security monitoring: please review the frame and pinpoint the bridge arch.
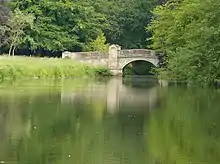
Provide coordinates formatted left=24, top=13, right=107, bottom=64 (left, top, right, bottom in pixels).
left=119, top=58, right=159, bottom=70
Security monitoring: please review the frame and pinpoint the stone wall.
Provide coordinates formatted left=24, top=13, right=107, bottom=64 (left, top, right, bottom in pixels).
left=62, top=51, right=108, bottom=66
left=62, top=51, right=107, bottom=60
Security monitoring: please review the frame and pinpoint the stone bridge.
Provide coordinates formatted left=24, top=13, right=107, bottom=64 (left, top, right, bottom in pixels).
left=62, top=45, right=159, bottom=75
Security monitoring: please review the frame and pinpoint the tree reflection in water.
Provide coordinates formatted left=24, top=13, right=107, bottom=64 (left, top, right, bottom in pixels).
left=1, top=79, right=219, bottom=164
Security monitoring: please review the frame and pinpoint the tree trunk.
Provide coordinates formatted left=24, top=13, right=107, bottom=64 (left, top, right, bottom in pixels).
left=8, top=44, right=13, bottom=56
left=12, top=46, right=16, bottom=56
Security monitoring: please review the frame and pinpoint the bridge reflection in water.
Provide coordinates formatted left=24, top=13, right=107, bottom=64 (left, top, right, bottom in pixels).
left=0, top=77, right=160, bottom=164
left=61, top=77, right=160, bottom=114
left=60, top=77, right=160, bottom=164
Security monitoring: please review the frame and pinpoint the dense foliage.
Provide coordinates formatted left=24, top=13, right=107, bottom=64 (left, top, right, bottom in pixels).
left=0, top=1, right=9, bottom=47
left=148, top=0, right=220, bottom=84
left=9, top=0, right=106, bottom=53
left=0, top=2, right=8, bottom=26
left=0, top=0, right=157, bottom=55
left=93, top=0, right=156, bottom=48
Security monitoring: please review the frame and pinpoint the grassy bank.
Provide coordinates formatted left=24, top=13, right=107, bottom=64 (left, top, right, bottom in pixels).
left=0, top=56, right=111, bottom=80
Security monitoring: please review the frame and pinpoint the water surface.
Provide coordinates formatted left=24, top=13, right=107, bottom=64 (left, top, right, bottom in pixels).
left=0, top=77, right=220, bottom=164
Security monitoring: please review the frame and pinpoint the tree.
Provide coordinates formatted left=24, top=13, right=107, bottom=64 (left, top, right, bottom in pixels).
left=0, top=3, right=9, bottom=25
left=9, top=0, right=106, bottom=54
left=86, top=32, right=109, bottom=53
left=0, top=2, right=10, bottom=48
left=148, top=0, right=220, bottom=84
left=6, top=0, right=158, bottom=55
left=2, top=8, right=34, bottom=56
left=89, top=0, right=157, bottom=48
left=9, top=0, right=157, bottom=54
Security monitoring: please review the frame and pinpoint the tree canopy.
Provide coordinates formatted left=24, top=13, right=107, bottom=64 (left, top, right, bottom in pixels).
left=148, top=0, right=220, bottom=84
left=0, top=0, right=157, bottom=55
left=9, top=0, right=106, bottom=53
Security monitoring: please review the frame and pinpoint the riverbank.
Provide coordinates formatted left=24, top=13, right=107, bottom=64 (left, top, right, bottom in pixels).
left=0, top=56, right=111, bottom=80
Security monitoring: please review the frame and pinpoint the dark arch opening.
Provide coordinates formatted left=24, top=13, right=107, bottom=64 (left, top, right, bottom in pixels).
left=122, top=60, right=156, bottom=76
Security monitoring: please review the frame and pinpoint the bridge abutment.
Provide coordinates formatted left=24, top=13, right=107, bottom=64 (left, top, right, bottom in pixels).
left=109, top=69, right=123, bottom=76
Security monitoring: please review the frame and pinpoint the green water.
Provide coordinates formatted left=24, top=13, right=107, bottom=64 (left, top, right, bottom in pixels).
left=0, top=78, right=220, bottom=164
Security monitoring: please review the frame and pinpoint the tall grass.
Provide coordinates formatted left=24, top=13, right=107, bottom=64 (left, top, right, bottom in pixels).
left=0, top=56, right=111, bottom=80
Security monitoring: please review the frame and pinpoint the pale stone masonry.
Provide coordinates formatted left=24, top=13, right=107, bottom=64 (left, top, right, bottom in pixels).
left=62, top=44, right=159, bottom=75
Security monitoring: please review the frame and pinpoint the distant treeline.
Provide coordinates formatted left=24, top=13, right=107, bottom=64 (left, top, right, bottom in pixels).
left=0, top=0, right=165, bottom=56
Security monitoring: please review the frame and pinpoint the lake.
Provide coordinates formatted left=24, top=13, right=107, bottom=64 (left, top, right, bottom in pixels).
left=0, top=77, right=219, bottom=164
